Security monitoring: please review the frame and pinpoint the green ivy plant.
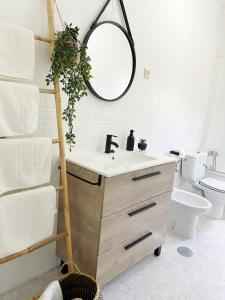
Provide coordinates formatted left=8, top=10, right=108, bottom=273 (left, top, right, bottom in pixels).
left=46, top=23, right=92, bottom=151
left=139, top=139, right=146, bottom=144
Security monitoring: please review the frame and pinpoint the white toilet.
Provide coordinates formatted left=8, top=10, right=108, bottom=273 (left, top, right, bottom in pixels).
left=169, top=189, right=211, bottom=238
left=182, top=151, right=225, bottom=219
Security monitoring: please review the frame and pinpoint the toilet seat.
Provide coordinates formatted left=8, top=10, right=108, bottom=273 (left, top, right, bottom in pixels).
left=199, top=178, right=225, bottom=194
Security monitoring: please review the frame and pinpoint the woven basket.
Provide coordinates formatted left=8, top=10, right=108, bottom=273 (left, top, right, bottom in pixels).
left=59, top=262, right=103, bottom=300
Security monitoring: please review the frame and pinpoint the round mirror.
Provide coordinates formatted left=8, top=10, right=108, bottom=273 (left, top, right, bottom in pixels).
left=83, top=21, right=136, bottom=101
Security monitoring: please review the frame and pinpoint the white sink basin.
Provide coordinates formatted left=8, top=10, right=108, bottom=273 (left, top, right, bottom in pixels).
left=87, top=152, right=156, bottom=169
left=66, top=150, right=176, bottom=177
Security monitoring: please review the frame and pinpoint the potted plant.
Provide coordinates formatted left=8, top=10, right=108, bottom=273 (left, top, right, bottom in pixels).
left=46, top=23, right=92, bottom=151
left=138, top=139, right=147, bottom=151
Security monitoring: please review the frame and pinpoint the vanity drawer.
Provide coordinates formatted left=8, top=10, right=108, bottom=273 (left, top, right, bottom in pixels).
left=97, top=219, right=167, bottom=286
left=66, top=161, right=100, bottom=184
left=103, top=162, right=175, bottom=216
left=99, top=192, right=171, bottom=254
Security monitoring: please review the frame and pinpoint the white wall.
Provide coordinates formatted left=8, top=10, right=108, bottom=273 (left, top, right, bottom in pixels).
left=1, top=0, right=225, bottom=294
left=201, top=54, right=225, bottom=173
left=68, top=0, right=225, bottom=155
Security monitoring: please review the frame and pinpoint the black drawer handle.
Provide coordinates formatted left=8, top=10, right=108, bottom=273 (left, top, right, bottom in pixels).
left=124, top=232, right=152, bottom=251
left=132, top=171, right=161, bottom=181
left=128, top=203, right=157, bottom=217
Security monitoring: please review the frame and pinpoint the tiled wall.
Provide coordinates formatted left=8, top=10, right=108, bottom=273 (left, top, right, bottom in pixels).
left=1, top=0, right=225, bottom=294
left=59, top=0, right=225, bottom=156
left=201, top=55, right=225, bottom=173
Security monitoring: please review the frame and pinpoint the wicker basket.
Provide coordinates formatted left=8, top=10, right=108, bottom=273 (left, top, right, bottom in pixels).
left=59, top=262, right=103, bottom=300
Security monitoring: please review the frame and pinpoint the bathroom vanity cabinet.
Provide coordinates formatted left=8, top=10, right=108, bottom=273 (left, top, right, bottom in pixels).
left=57, top=161, right=176, bottom=286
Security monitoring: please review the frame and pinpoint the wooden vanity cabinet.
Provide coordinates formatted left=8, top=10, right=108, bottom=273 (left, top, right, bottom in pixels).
left=57, top=161, right=176, bottom=286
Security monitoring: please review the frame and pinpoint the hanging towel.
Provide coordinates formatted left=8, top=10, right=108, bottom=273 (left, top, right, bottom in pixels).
left=0, top=186, right=57, bottom=258
left=0, top=80, right=39, bottom=137
left=0, top=137, right=52, bottom=195
left=0, top=22, right=35, bottom=81
left=39, top=281, right=63, bottom=300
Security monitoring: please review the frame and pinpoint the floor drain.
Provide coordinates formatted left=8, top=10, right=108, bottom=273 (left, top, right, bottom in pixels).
left=177, top=246, right=193, bottom=258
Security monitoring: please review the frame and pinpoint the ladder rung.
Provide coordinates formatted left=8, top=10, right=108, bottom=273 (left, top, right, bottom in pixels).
left=0, top=232, right=67, bottom=264
left=39, top=88, right=56, bottom=94
left=34, top=34, right=53, bottom=43
left=56, top=186, right=64, bottom=192
left=52, top=138, right=60, bottom=144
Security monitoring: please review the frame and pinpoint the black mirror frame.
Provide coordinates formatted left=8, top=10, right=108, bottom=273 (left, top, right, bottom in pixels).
left=83, top=20, right=136, bottom=102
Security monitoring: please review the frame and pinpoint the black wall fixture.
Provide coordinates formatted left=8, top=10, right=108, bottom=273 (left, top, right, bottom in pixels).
left=83, top=0, right=136, bottom=102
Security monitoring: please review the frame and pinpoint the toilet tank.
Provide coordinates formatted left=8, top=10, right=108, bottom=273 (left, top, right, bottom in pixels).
left=182, top=151, right=208, bottom=182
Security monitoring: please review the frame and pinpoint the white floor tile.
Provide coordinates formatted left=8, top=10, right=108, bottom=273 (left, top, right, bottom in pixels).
left=118, top=237, right=210, bottom=295
left=197, top=217, right=225, bottom=252
left=121, top=288, right=189, bottom=300
left=208, top=252, right=225, bottom=281
left=166, top=230, right=221, bottom=266
left=190, top=273, right=225, bottom=300
left=102, top=278, right=129, bottom=300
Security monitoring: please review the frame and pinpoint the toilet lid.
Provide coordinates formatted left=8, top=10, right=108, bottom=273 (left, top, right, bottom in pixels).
left=199, top=178, right=225, bottom=193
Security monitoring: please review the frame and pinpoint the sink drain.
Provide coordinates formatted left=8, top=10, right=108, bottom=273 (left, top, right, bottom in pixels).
left=177, top=246, right=193, bottom=258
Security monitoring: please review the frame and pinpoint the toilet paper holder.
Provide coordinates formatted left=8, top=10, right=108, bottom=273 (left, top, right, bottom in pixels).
left=170, top=150, right=186, bottom=172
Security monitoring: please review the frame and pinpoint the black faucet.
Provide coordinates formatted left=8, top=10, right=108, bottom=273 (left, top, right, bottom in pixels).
left=105, top=135, right=119, bottom=153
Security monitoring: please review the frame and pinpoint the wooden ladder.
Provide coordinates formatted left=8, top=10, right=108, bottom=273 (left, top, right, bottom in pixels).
left=0, top=0, right=73, bottom=298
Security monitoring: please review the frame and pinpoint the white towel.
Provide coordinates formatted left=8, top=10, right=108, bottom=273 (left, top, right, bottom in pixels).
left=0, top=186, right=57, bottom=258
left=0, top=22, right=35, bottom=81
left=0, top=80, right=39, bottom=137
left=40, top=281, right=63, bottom=300
left=0, top=137, right=52, bottom=195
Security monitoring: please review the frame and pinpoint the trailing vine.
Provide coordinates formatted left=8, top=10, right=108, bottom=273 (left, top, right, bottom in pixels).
left=46, top=23, right=92, bottom=151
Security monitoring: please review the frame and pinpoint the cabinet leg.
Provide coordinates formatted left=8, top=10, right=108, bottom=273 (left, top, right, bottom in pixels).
left=154, top=246, right=162, bottom=257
